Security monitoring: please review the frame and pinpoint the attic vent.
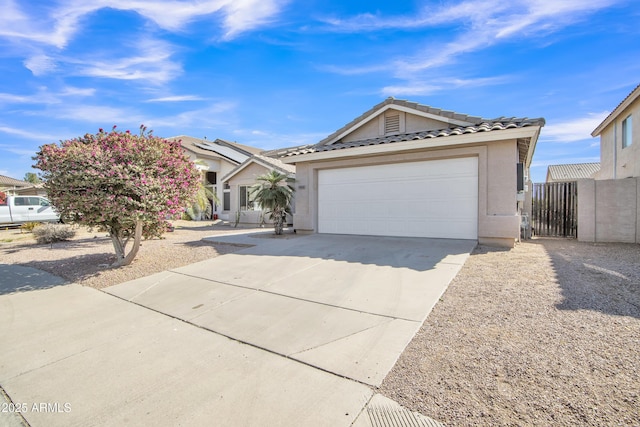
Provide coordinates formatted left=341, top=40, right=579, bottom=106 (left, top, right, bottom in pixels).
left=385, top=114, right=400, bottom=134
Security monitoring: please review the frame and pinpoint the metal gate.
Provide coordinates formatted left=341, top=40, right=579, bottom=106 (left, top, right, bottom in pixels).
left=531, top=182, right=578, bottom=237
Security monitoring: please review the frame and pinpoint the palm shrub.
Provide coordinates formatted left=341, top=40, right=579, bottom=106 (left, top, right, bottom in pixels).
left=186, top=183, right=217, bottom=220
left=250, top=170, right=294, bottom=235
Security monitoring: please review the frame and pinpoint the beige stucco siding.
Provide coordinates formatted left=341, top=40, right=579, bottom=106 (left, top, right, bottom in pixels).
left=292, top=139, right=521, bottom=246
left=597, top=98, right=640, bottom=179
left=405, top=114, right=451, bottom=133
left=342, top=110, right=458, bottom=143
left=342, top=118, right=380, bottom=142
left=228, top=162, right=270, bottom=225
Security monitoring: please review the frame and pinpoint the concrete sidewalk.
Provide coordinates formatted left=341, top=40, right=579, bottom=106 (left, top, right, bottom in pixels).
left=0, top=233, right=470, bottom=426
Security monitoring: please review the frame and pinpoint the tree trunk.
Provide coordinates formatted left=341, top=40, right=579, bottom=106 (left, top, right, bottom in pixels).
left=273, top=209, right=284, bottom=235
left=110, top=221, right=143, bottom=267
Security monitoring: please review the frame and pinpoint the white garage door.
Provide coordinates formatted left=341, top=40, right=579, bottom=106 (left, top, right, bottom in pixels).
left=318, top=157, right=478, bottom=239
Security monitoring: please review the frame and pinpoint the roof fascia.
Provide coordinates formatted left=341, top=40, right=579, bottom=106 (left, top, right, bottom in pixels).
left=222, top=157, right=293, bottom=182
left=525, top=126, right=541, bottom=168
left=592, top=85, right=640, bottom=136
left=324, top=104, right=476, bottom=146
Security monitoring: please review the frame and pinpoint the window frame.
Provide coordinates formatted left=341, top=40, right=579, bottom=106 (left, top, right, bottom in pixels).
left=622, top=114, right=632, bottom=148
left=239, top=185, right=260, bottom=212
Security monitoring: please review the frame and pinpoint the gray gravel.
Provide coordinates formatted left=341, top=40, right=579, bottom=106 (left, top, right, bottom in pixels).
left=379, top=238, right=640, bottom=426
left=3, top=226, right=638, bottom=425
left=0, top=221, right=253, bottom=290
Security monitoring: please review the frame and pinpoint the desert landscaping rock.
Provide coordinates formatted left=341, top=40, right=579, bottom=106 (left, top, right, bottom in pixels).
left=1, top=225, right=638, bottom=426
left=379, top=239, right=640, bottom=426
left=0, top=221, right=252, bottom=290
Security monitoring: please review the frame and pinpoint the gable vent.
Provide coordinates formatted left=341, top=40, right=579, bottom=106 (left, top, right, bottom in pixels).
left=385, top=114, right=400, bottom=134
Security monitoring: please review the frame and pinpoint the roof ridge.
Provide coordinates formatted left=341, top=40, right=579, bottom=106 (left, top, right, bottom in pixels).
left=315, top=98, right=485, bottom=146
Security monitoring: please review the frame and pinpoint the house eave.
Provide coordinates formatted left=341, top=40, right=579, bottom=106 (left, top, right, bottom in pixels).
left=323, top=104, right=476, bottom=146
left=282, top=126, right=542, bottom=164
left=591, top=83, right=640, bottom=136
left=222, top=158, right=295, bottom=182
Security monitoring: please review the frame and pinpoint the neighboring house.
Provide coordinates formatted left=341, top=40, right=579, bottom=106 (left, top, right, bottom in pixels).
left=169, top=136, right=262, bottom=220
left=222, top=154, right=296, bottom=226
left=546, top=163, right=600, bottom=182
left=14, top=183, right=47, bottom=196
left=591, top=83, right=639, bottom=179
left=0, top=175, right=30, bottom=195
left=279, top=97, right=545, bottom=247
left=578, top=83, right=640, bottom=243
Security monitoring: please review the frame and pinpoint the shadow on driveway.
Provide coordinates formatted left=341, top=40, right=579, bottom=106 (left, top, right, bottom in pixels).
left=0, top=264, right=68, bottom=295
left=204, top=233, right=475, bottom=272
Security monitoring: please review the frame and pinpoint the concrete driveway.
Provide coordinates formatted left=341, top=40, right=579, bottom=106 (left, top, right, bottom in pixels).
left=0, top=232, right=474, bottom=426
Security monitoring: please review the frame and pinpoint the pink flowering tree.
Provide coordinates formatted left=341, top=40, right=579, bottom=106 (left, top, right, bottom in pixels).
left=34, top=126, right=200, bottom=267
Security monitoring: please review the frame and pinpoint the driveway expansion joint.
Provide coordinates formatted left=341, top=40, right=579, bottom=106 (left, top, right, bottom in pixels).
left=100, top=288, right=378, bottom=388
left=169, top=270, right=421, bottom=322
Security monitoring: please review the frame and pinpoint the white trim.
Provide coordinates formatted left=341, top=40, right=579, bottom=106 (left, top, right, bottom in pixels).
left=282, top=126, right=542, bottom=164
left=324, top=104, right=476, bottom=146
left=222, top=157, right=294, bottom=182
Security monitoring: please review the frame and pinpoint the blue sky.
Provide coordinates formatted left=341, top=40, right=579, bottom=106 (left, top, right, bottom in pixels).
left=1, top=0, right=639, bottom=183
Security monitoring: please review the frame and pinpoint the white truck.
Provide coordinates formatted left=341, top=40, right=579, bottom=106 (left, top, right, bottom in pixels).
left=0, top=196, right=60, bottom=225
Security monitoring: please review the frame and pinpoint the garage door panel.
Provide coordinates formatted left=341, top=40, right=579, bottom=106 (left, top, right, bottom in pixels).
left=318, top=158, right=478, bottom=239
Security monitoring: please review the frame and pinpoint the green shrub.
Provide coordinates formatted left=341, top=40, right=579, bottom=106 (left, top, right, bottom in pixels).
left=33, top=223, right=76, bottom=244
left=21, top=222, right=42, bottom=232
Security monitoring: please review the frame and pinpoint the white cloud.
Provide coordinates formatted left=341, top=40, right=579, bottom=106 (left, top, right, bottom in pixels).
left=220, top=0, right=288, bottom=40
left=145, top=95, right=205, bottom=102
left=23, top=54, right=57, bottom=76
left=70, top=39, right=182, bottom=84
left=322, top=0, right=621, bottom=76
left=0, top=0, right=288, bottom=50
left=59, top=86, right=96, bottom=97
left=381, top=76, right=509, bottom=96
left=145, top=101, right=238, bottom=129
left=41, top=105, right=144, bottom=125
left=0, top=126, right=61, bottom=142
left=0, top=86, right=95, bottom=106
left=0, top=93, right=40, bottom=103
left=232, top=128, right=327, bottom=148
left=541, top=112, right=610, bottom=143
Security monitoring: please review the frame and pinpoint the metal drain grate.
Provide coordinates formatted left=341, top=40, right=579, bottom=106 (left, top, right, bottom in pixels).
left=367, top=402, right=444, bottom=427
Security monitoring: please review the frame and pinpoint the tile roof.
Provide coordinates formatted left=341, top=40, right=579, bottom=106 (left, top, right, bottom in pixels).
left=592, top=83, right=640, bottom=136
left=546, top=162, right=600, bottom=182
left=282, top=116, right=545, bottom=157
left=222, top=153, right=295, bottom=182
left=0, top=175, right=30, bottom=188
left=251, top=153, right=296, bottom=175
left=316, top=97, right=484, bottom=146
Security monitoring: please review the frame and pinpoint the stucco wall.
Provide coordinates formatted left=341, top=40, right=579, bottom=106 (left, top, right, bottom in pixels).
left=227, top=163, right=293, bottom=226
left=228, top=162, right=270, bottom=225
left=342, top=111, right=459, bottom=143
left=597, top=98, right=640, bottom=179
left=578, top=177, right=639, bottom=243
left=292, top=139, right=521, bottom=246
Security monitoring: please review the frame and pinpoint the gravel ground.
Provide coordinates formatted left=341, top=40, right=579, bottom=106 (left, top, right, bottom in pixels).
left=380, top=238, right=640, bottom=426
left=2, top=226, right=638, bottom=425
left=0, top=221, right=258, bottom=289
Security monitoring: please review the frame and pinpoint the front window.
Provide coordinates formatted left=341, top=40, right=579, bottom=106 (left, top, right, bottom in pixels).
left=239, top=186, right=260, bottom=211
left=622, top=115, right=632, bottom=148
